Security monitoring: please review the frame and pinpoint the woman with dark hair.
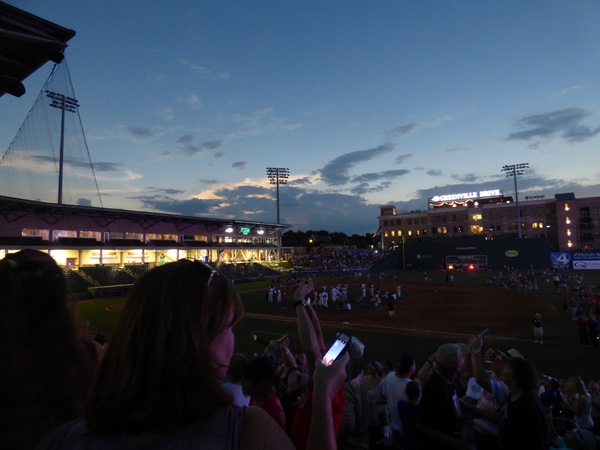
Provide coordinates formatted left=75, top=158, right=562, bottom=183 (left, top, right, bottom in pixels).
left=0, top=250, right=93, bottom=449
left=498, top=358, right=549, bottom=450
left=42, top=259, right=348, bottom=450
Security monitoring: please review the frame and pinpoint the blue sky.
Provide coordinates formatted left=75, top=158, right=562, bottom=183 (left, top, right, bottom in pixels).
left=1, top=0, right=600, bottom=235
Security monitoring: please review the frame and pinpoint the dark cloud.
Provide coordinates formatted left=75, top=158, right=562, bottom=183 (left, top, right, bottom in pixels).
left=30, top=155, right=121, bottom=172
left=319, top=143, right=395, bottom=186
left=143, top=187, right=185, bottom=195
left=131, top=195, right=219, bottom=215
left=177, top=134, right=194, bottom=144
left=199, top=178, right=218, bottom=184
left=506, top=107, right=600, bottom=143
left=232, top=161, right=246, bottom=170
left=127, top=126, right=154, bottom=140
left=395, top=153, right=414, bottom=164
left=214, top=151, right=225, bottom=158
left=351, top=169, right=410, bottom=184
left=426, top=169, right=442, bottom=176
left=385, top=123, right=419, bottom=140
left=181, top=139, right=224, bottom=156
left=77, top=198, right=92, bottom=207
left=289, top=176, right=313, bottom=186
left=451, top=173, right=480, bottom=183
left=443, top=147, right=471, bottom=153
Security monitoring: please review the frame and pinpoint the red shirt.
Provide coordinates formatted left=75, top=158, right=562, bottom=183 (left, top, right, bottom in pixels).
left=290, top=379, right=346, bottom=450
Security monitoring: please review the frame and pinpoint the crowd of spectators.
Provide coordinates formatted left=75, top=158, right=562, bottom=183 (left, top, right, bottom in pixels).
left=4, top=249, right=600, bottom=449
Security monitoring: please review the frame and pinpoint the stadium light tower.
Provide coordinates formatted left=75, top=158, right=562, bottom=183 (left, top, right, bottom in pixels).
left=267, top=167, right=289, bottom=259
left=46, top=90, right=79, bottom=204
left=266, top=167, right=289, bottom=224
left=501, top=163, right=529, bottom=238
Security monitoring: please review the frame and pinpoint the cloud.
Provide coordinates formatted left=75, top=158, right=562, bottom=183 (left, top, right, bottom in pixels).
left=451, top=173, right=480, bottom=183
left=177, top=134, right=194, bottom=144
left=30, top=155, right=121, bottom=172
left=126, top=126, right=155, bottom=141
left=351, top=169, right=410, bottom=184
left=385, top=122, right=419, bottom=140
left=199, top=178, right=218, bottom=184
left=443, top=147, right=471, bottom=153
left=144, top=187, right=185, bottom=195
left=181, top=139, right=224, bottom=156
left=180, top=93, right=201, bottom=109
left=178, top=58, right=229, bottom=79
left=319, top=143, right=395, bottom=186
left=133, top=195, right=219, bottom=215
left=395, top=153, right=414, bottom=164
left=426, top=169, right=442, bottom=176
left=232, top=161, right=247, bottom=170
left=77, top=198, right=92, bottom=207
left=229, top=108, right=301, bottom=137
left=506, top=107, right=600, bottom=143
left=155, top=107, right=174, bottom=121
left=552, top=85, right=582, bottom=97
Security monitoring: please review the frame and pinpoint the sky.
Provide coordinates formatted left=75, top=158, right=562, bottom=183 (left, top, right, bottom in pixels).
left=1, top=0, right=600, bottom=235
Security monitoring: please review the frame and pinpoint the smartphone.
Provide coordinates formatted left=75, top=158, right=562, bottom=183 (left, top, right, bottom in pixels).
left=478, top=329, right=490, bottom=337
left=322, top=333, right=352, bottom=366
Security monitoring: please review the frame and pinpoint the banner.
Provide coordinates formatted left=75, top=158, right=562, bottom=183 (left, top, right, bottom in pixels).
left=572, top=252, right=600, bottom=270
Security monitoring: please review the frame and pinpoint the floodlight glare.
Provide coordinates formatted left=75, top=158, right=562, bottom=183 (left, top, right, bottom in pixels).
left=225, top=226, right=234, bottom=233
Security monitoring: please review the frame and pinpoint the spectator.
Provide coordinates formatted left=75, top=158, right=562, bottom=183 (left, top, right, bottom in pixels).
left=464, top=337, right=511, bottom=450
left=0, top=250, right=95, bottom=450
left=416, top=343, right=469, bottom=450
left=40, top=260, right=349, bottom=450
left=397, top=380, right=421, bottom=450
left=242, top=355, right=286, bottom=430
left=533, top=313, right=544, bottom=344
left=498, top=358, right=549, bottom=450
left=383, top=354, right=416, bottom=449
left=366, top=361, right=388, bottom=444
left=222, top=353, right=251, bottom=407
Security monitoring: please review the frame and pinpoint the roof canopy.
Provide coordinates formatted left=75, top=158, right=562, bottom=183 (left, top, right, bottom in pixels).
left=0, top=1, right=75, bottom=97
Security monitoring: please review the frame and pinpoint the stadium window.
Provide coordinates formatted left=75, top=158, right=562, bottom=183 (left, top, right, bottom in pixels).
left=496, top=224, right=501, bottom=231
left=532, top=223, right=538, bottom=229
left=407, top=218, right=413, bottom=225
left=458, top=226, right=463, bottom=233
left=383, top=220, right=389, bottom=226
left=442, top=227, right=448, bottom=234
left=384, top=231, right=389, bottom=237
left=568, top=240, right=573, bottom=248
left=489, top=225, right=495, bottom=231
left=391, top=230, right=395, bottom=237
left=566, top=217, right=571, bottom=224
left=565, top=203, right=570, bottom=211
left=453, top=226, right=458, bottom=233
left=472, top=214, right=482, bottom=221
left=538, top=222, right=544, bottom=228
left=422, top=229, right=427, bottom=235
left=567, top=229, right=571, bottom=236
left=408, top=230, right=412, bottom=236
left=398, top=230, right=402, bottom=236
left=416, top=229, right=420, bottom=235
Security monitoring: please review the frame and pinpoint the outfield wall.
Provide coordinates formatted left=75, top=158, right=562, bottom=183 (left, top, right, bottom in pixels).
left=396, top=237, right=553, bottom=271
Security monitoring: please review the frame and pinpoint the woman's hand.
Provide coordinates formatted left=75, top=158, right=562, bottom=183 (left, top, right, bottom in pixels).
left=312, top=352, right=349, bottom=401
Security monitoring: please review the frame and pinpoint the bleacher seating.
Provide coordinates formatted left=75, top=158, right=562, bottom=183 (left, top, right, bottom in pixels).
left=63, top=268, right=96, bottom=295
left=124, top=263, right=155, bottom=277
left=79, top=266, right=136, bottom=286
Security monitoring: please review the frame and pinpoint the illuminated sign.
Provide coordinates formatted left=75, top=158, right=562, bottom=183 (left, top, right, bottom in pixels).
left=240, top=226, right=251, bottom=236
left=525, top=195, right=545, bottom=200
left=430, top=189, right=502, bottom=203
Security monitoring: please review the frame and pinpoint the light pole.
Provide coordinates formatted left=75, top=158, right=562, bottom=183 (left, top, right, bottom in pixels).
left=46, top=90, right=79, bottom=205
left=266, top=167, right=289, bottom=259
left=501, top=163, right=529, bottom=238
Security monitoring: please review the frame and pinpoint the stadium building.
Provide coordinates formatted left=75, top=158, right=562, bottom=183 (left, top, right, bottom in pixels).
left=378, top=189, right=600, bottom=270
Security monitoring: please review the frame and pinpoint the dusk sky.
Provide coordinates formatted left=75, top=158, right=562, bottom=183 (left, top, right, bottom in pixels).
left=1, top=1, right=600, bottom=235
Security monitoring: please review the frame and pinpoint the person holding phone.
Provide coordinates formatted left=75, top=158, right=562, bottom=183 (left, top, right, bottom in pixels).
left=40, top=261, right=349, bottom=450
left=290, top=278, right=355, bottom=450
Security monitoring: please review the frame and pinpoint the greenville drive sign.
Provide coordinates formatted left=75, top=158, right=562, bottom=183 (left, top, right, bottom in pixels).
left=430, top=189, right=502, bottom=203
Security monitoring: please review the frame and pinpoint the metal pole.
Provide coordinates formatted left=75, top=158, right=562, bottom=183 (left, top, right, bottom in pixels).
left=58, top=95, right=65, bottom=205
left=514, top=169, right=522, bottom=239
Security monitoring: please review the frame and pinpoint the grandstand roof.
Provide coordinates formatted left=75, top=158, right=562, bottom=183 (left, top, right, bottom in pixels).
left=0, top=1, right=76, bottom=98
left=0, top=195, right=289, bottom=233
